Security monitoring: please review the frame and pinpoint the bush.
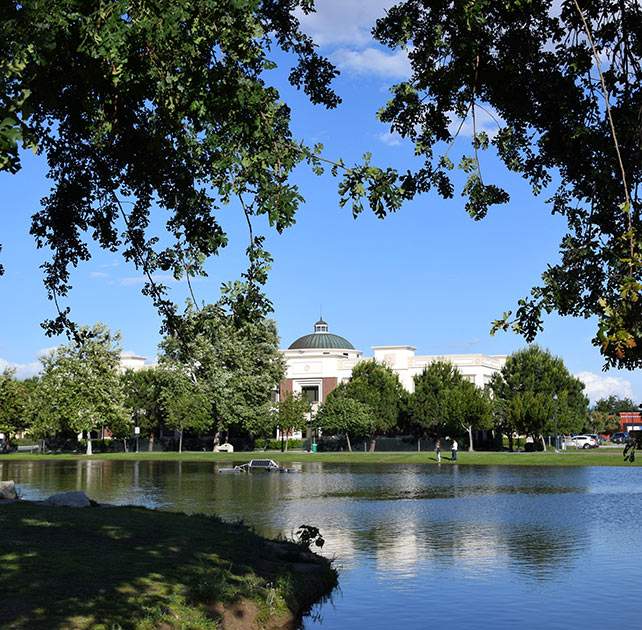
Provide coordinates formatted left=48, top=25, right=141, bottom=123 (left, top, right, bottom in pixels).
left=255, top=438, right=304, bottom=450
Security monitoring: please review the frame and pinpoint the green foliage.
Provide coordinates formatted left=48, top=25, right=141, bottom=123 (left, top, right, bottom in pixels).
left=0, top=1, right=402, bottom=338
left=491, top=346, right=589, bottom=440
left=121, top=368, right=173, bottom=438
left=409, top=361, right=491, bottom=438
left=316, top=390, right=377, bottom=442
left=342, top=360, right=404, bottom=436
left=34, top=324, right=130, bottom=449
left=255, top=438, right=303, bottom=450
left=276, top=393, right=309, bottom=434
left=160, top=371, right=211, bottom=437
left=594, top=395, right=639, bottom=415
left=371, top=1, right=642, bottom=368
left=0, top=370, right=37, bottom=440
left=159, top=298, right=285, bottom=439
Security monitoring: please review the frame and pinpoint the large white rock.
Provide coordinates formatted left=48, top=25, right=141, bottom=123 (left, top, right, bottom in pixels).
left=0, top=480, right=17, bottom=500
left=44, top=491, right=92, bottom=508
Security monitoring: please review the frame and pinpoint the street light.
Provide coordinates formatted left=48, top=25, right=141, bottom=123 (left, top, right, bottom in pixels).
left=553, top=393, right=559, bottom=453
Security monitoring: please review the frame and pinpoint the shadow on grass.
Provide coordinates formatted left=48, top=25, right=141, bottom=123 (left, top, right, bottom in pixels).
left=0, top=502, right=337, bottom=629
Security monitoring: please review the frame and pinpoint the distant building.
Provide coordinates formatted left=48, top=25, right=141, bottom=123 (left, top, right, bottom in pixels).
left=619, top=412, right=642, bottom=432
left=280, top=318, right=507, bottom=407
left=118, top=352, right=148, bottom=372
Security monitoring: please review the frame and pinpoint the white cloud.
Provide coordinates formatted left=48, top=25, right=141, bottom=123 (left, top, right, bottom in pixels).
left=332, top=47, right=411, bottom=79
left=576, top=371, right=635, bottom=403
left=296, top=0, right=397, bottom=46
left=0, top=347, right=58, bottom=379
left=0, top=357, right=41, bottom=380
left=89, top=271, right=109, bottom=279
left=378, top=130, right=402, bottom=146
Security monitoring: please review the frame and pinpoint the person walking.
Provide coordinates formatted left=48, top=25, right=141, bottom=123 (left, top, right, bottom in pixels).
left=451, top=438, right=458, bottom=462
left=435, top=438, right=441, bottom=463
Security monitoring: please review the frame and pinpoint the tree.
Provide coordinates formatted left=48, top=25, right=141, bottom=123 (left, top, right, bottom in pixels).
left=409, top=362, right=492, bottom=450
left=342, top=360, right=404, bottom=451
left=159, top=294, right=285, bottom=445
left=275, top=393, right=310, bottom=452
left=490, top=346, right=589, bottom=450
left=594, top=396, right=639, bottom=415
left=0, top=1, right=401, bottom=338
left=160, top=370, right=211, bottom=453
left=37, top=324, right=130, bottom=454
left=0, top=370, right=37, bottom=444
left=370, top=1, right=642, bottom=368
left=122, top=368, right=173, bottom=451
left=316, top=389, right=376, bottom=452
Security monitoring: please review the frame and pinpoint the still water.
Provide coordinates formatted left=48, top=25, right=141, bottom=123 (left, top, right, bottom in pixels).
left=2, top=459, right=641, bottom=629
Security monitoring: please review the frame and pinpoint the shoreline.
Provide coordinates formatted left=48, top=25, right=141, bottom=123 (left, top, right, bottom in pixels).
left=0, top=448, right=637, bottom=467
left=0, top=500, right=337, bottom=629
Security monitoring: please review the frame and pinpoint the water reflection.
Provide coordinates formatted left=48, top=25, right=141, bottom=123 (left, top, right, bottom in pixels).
left=3, top=460, right=642, bottom=629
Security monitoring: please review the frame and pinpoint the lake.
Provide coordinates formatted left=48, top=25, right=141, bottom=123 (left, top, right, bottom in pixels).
left=2, top=459, right=641, bottom=629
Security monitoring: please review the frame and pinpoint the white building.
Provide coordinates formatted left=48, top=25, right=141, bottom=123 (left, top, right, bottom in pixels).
left=118, top=351, right=149, bottom=372
left=280, top=319, right=507, bottom=406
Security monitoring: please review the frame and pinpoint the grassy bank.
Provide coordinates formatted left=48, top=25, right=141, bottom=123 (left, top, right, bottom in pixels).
left=0, top=502, right=337, bottom=629
left=0, top=448, right=638, bottom=466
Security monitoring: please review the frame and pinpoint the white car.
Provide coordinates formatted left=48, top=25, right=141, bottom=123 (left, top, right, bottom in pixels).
left=566, top=435, right=598, bottom=449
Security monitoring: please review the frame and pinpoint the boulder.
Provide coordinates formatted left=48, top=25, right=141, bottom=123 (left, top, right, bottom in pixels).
left=0, top=480, right=17, bottom=500
left=44, top=491, right=92, bottom=508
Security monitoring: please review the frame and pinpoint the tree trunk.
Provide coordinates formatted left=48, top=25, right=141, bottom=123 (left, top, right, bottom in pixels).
left=467, top=425, right=474, bottom=452
left=123, top=438, right=128, bottom=453
left=148, top=432, right=155, bottom=452
left=86, top=433, right=92, bottom=456
left=508, top=433, right=514, bottom=452
left=346, top=433, right=352, bottom=452
left=284, top=431, right=289, bottom=452
left=369, top=437, right=376, bottom=452
left=212, top=430, right=221, bottom=452
left=178, top=430, right=183, bottom=453
left=540, top=434, right=547, bottom=452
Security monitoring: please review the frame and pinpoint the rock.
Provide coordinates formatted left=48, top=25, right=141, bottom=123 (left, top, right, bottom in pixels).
left=44, top=491, right=92, bottom=508
left=0, top=480, right=17, bottom=500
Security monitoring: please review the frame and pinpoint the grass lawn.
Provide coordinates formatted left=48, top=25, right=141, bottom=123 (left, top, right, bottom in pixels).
left=0, top=502, right=337, bottom=629
left=0, top=447, right=638, bottom=466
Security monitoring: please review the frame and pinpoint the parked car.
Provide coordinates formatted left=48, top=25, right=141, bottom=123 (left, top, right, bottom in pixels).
left=587, top=434, right=602, bottom=446
left=567, top=435, right=599, bottom=449
left=611, top=432, right=630, bottom=444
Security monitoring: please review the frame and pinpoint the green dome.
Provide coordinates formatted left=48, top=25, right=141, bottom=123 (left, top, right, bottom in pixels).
left=288, top=320, right=354, bottom=350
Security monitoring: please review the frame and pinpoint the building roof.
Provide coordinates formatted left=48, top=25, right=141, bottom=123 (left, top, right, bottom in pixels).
left=288, top=319, right=355, bottom=350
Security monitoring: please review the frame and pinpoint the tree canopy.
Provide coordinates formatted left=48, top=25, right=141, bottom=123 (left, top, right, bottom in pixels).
left=36, top=323, right=130, bottom=453
left=409, top=361, right=492, bottom=446
left=0, top=369, right=36, bottom=442
left=490, top=345, right=589, bottom=444
left=341, top=360, right=404, bottom=447
left=159, top=295, right=285, bottom=440
left=316, top=386, right=377, bottom=451
left=371, top=0, right=642, bottom=367
left=3, top=1, right=642, bottom=369
left=0, top=0, right=397, bottom=337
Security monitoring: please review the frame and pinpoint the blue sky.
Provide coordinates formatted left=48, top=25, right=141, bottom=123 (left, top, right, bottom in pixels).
left=0, top=0, right=639, bottom=403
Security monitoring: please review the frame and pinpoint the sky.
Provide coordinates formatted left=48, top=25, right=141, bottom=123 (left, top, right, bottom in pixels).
left=0, top=0, right=639, bottom=404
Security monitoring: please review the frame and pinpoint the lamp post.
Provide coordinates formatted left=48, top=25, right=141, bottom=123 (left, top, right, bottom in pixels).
left=553, top=393, right=559, bottom=453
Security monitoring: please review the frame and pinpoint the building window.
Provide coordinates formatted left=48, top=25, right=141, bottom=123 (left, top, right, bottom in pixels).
left=301, top=386, right=319, bottom=403
left=271, top=389, right=280, bottom=403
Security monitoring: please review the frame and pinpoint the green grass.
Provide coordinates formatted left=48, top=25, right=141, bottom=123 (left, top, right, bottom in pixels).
left=0, top=502, right=337, bottom=629
left=1, top=447, right=637, bottom=466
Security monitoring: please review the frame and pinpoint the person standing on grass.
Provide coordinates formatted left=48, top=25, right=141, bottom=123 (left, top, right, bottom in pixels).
left=451, top=438, right=458, bottom=462
left=435, top=438, right=441, bottom=463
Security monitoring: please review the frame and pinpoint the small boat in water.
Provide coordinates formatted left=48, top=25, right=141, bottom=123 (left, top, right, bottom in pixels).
left=218, top=459, right=296, bottom=473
